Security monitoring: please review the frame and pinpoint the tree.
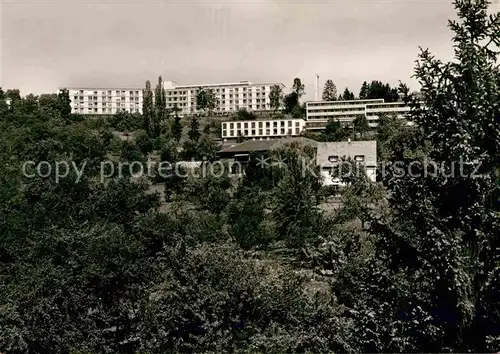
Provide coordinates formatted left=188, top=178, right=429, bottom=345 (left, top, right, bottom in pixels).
left=291, top=103, right=306, bottom=118
left=205, top=89, right=216, bottom=114
left=322, top=79, right=338, bottom=101
left=236, top=131, right=245, bottom=143
left=196, top=88, right=216, bottom=115
left=57, top=89, right=72, bottom=120
left=292, top=78, right=305, bottom=100
left=353, top=115, right=370, bottom=138
left=322, top=119, right=348, bottom=142
left=340, top=87, right=355, bottom=100
left=187, top=116, right=200, bottom=143
left=235, top=109, right=256, bottom=121
left=269, top=85, right=284, bottom=112
left=152, top=76, right=168, bottom=138
left=268, top=143, right=324, bottom=248
left=359, top=81, right=369, bottom=99
left=142, top=80, right=154, bottom=137
left=339, top=1, right=500, bottom=351
left=360, top=80, right=400, bottom=102
left=283, top=92, right=299, bottom=114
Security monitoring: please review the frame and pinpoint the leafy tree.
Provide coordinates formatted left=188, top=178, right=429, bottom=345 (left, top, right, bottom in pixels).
left=291, top=103, right=306, bottom=118
left=340, top=87, right=355, bottom=100
left=353, top=115, right=370, bottom=138
left=152, top=76, right=168, bottom=138
left=339, top=1, right=500, bottom=351
left=359, top=81, right=369, bottom=99
left=322, top=79, right=338, bottom=101
left=57, top=88, right=72, bottom=120
left=234, top=109, right=256, bottom=121
left=170, top=104, right=183, bottom=142
left=135, top=130, right=154, bottom=155
left=270, top=143, right=324, bottom=248
left=269, top=84, right=284, bottom=112
left=322, top=118, right=348, bottom=141
left=360, top=80, right=400, bottom=102
left=283, top=92, right=299, bottom=114
left=236, top=131, right=245, bottom=143
left=228, top=186, right=274, bottom=249
left=196, top=88, right=216, bottom=115
left=187, top=116, right=200, bottom=143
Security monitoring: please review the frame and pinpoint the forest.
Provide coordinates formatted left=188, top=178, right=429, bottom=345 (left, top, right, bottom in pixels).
left=0, top=0, right=499, bottom=353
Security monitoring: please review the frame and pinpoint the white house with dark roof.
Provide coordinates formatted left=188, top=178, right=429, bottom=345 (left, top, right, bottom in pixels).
left=316, top=140, right=377, bottom=186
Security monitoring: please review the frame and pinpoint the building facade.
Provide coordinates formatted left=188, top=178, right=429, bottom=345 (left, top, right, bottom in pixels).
left=305, top=99, right=412, bottom=130
left=221, top=118, right=306, bottom=141
left=60, top=80, right=285, bottom=116
left=316, top=140, right=377, bottom=186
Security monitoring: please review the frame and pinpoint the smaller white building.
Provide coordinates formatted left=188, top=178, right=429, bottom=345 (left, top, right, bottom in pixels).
left=316, top=140, right=377, bottom=186
left=221, top=118, right=306, bottom=141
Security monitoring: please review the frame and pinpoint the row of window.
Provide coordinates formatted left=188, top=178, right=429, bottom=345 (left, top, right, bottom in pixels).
left=308, top=99, right=384, bottom=107
left=73, top=107, right=141, bottom=113
left=307, top=114, right=365, bottom=120
left=223, top=120, right=301, bottom=130
left=222, top=127, right=302, bottom=137
left=308, top=107, right=366, bottom=113
left=365, top=103, right=408, bottom=109
left=73, top=96, right=140, bottom=102
left=73, top=90, right=141, bottom=96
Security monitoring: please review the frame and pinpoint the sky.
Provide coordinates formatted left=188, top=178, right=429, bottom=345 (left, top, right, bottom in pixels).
left=1, top=0, right=498, bottom=100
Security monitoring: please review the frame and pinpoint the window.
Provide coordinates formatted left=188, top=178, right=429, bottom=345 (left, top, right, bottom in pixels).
left=328, top=155, right=339, bottom=163
left=266, top=122, right=270, bottom=127
left=259, top=129, right=263, bottom=135
left=251, top=122, right=255, bottom=128
left=230, top=123, right=234, bottom=129
left=288, top=120, right=292, bottom=126
left=280, top=128, right=285, bottom=134
left=244, top=122, right=248, bottom=128
left=222, top=131, right=227, bottom=137
left=230, top=130, right=234, bottom=136
left=258, top=122, right=263, bottom=128
left=223, top=123, right=227, bottom=129
left=237, top=123, right=241, bottom=129
left=273, top=121, right=278, bottom=127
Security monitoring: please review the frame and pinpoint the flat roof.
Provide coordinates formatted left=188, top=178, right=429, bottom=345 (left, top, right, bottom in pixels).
left=316, top=140, right=377, bottom=167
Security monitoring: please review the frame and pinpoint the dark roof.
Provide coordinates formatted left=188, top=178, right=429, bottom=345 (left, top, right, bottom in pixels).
left=316, top=140, right=377, bottom=167
left=219, top=137, right=318, bottom=155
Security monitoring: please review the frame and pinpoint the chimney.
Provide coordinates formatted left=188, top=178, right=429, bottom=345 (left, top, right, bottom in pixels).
left=315, top=74, right=319, bottom=101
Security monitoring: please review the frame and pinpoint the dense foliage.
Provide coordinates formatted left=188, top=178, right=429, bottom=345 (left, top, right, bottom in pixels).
left=0, top=1, right=498, bottom=352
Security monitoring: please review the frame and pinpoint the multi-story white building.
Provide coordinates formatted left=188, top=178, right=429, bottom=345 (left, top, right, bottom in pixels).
left=165, top=80, right=285, bottom=115
left=221, top=118, right=306, bottom=141
left=61, top=87, right=144, bottom=115
left=60, top=80, right=285, bottom=116
left=305, top=99, right=412, bottom=130
left=316, top=140, right=377, bottom=186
